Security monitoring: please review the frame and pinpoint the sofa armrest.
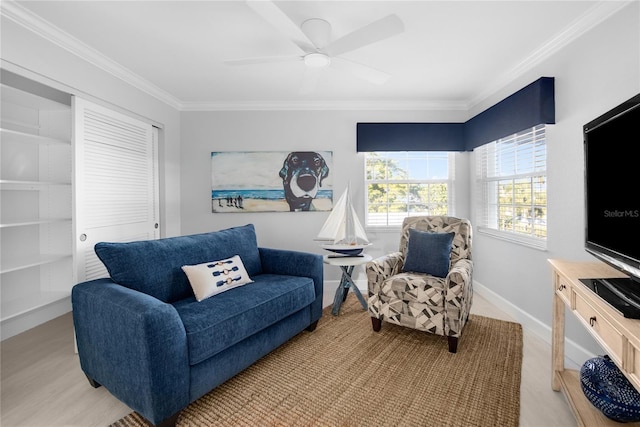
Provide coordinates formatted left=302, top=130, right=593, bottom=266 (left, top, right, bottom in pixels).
left=366, top=252, right=403, bottom=294
left=366, top=252, right=403, bottom=320
left=72, top=279, right=190, bottom=425
left=259, top=247, right=324, bottom=322
left=444, top=259, right=474, bottom=336
left=446, top=258, right=473, bottom=293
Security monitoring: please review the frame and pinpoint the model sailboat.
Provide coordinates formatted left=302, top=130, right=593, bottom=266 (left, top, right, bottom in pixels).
left=315, top=185, right=371, bottom=256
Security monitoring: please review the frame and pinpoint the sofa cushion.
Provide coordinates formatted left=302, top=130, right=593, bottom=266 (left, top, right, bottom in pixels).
left=182, top=255, right=254, bottom=302
left=382, top=272, right=445, bottom=303
left=95, top=224, right=262, bottom=303
left=172, top=273, right=315, bottom=365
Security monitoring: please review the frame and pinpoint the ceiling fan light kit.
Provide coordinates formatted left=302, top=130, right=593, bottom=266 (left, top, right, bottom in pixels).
left=304, top=53, right=331, bottom=68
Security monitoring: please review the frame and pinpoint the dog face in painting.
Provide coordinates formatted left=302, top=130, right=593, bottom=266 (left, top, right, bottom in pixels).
left=279, top=152, right=329, bottom=211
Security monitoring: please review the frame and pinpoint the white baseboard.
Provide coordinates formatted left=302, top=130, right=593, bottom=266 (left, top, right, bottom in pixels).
left=473, top=280, right=593, bottom=369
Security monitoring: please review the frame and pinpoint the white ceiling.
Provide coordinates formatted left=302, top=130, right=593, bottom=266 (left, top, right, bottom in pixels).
left=6, top=1, right=632, bottom=110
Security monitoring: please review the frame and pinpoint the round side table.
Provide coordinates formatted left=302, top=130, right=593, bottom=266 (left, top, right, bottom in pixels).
left=323, top=254, right=372, bottom=315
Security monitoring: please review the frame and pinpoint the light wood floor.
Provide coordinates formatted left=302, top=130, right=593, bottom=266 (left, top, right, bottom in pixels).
left=1, top=293, right=578, bottom=427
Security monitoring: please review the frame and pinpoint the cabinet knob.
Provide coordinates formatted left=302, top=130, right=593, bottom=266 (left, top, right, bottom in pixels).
left=558, top=284, right=566, bottom=291
left=589, top=316, right=597, bottom=327
left=79, top=233, right=87, bottom=242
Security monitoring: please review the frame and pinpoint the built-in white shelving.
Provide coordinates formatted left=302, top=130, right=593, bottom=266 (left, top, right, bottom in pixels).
left=1, top=80, right=74, bottom=337
left=0, top=180, right=71, bottom=190
left=1, top=291, right=71, bottom=322
left=0, top=128, right=69, bottom=146
left=0, top=218, right=71, bottom=229
left=1, top=253, right=73, bottom=274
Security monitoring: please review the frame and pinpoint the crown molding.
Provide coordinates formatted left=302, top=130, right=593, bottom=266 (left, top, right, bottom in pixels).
left=179, top=99, right=470, bottom=111
left=467, top=0, right=635, bottom=111
left=1, top=0, right=183, bottom=110
left=2, top=0, right=633, bottom=112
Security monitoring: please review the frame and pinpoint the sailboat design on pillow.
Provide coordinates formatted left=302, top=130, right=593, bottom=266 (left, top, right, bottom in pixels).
left=315, top=185, right=371, bottom=256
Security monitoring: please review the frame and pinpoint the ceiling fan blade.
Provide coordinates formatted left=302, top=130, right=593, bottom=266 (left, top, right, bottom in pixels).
left=225, top=55, right=302, bottom=66
left=246, top=1, right=316, bottom=53
left=324, top=14, right=404, bottom=57
left=331, top=57, right=391, bottom=85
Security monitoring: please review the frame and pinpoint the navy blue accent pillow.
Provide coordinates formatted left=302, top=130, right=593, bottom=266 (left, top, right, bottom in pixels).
left=402, top=229, right=454, bottom=278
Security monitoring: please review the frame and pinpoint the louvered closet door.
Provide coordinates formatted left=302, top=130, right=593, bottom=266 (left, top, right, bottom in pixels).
left=74, top=97, right=159, bottom=282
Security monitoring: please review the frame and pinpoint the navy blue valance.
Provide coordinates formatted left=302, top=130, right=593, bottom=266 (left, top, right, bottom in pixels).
left=356, top=122, right=465, bottom=152
left=357, top=77, right=555, bottom=152
left=464, top=77, right=555, bottom=150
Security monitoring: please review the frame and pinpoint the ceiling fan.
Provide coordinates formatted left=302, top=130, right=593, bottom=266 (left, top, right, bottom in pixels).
left=225, top=1, right=405, bottom=92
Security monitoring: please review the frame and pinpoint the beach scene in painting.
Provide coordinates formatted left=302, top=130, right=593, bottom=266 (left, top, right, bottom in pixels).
left=211, top=151, right=333, bottom=213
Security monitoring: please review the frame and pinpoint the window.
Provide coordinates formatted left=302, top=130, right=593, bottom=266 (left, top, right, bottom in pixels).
left=475, top=124, right=547, bottom=247
left=365, top=151, right=453, bottom=227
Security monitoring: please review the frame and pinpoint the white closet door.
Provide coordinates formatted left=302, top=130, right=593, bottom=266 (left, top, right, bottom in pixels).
left=74, top=97, right=159, bottom=282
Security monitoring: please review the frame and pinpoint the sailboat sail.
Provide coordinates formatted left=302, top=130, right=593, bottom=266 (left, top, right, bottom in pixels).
left=315, top=186, right=370, bottom=253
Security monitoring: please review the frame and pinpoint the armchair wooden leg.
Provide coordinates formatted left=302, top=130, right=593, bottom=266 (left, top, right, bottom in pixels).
left=371, top=317, right=382, bottom=332
left=447, top=336, right=458, bottom=353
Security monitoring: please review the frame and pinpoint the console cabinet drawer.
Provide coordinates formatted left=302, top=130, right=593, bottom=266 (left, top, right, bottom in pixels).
left=555, top=276, right=572, bottom=304
left=574, top=293, right=624, bottom=366
left=627, top=342, right=640, bottom=390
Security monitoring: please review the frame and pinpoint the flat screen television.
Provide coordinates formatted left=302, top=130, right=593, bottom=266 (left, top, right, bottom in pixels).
left=582, top=93, right=640, bottom=317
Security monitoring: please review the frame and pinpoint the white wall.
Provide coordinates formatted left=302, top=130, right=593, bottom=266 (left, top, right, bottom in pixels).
left=181, top=3, right=640, bottom=361
left=0, top=16, right=182, bottom=238
left=469, top=2, right=640, bottom=360
left=180, top=109, right=468, bottom=283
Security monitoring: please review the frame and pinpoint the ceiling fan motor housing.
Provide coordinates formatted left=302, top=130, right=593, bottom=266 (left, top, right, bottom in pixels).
left=301, top=18, right=332, bottom=49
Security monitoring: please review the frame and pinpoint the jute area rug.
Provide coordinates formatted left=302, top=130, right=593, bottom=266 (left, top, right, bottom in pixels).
left=111, top=295, right=523, bottom=427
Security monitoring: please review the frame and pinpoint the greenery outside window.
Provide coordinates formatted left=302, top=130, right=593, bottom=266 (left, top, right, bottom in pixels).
left=365, top=151, right=453, bottom=227
left=474, top=124, right=547, bottom=248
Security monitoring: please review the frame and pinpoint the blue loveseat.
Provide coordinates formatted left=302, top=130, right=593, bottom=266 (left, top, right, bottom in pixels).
left=72, top=224, right=323, bottom=427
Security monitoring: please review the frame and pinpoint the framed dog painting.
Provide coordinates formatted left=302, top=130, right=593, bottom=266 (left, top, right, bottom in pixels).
left=211, top=151, right=333, bottom=213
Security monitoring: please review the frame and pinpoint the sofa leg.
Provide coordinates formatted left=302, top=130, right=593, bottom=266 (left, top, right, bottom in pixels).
left=153, top=412, right=180, bottom=427
left=306, top=320, right=319, bottom=332
left=371, top=317, right=382, bottom=332
left=447, top=336, right=458, bottom=353
left=85, top=375, right=101, bottom=388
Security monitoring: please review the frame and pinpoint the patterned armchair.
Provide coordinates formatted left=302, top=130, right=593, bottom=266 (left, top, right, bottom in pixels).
left=366, top=216, right=473, bottom=353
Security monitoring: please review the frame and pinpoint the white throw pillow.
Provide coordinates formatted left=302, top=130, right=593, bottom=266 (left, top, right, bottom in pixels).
left=182, top=255, right=253, bottom=302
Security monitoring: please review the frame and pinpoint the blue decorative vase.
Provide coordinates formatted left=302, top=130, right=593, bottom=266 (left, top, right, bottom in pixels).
left=580, top=355, right=640, bottom=423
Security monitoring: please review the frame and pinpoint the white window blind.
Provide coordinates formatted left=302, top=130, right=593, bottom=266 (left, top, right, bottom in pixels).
left=365, top=151, right=453, bottom=227
left=475, top=124, right=547, bottom=247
